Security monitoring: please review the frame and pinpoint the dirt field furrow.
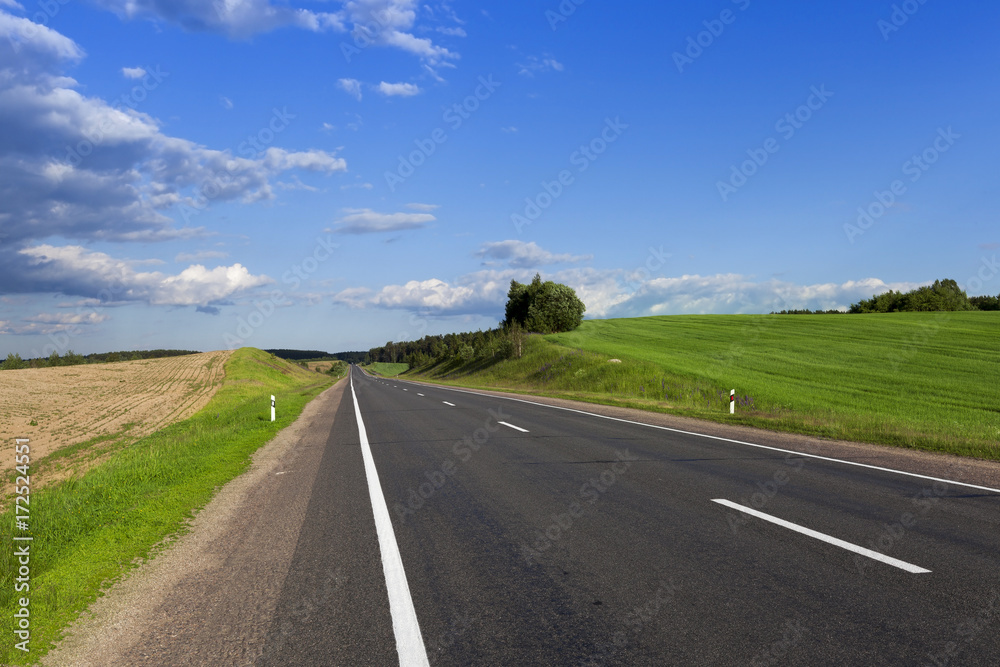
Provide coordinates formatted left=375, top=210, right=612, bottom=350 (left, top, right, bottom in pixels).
left=0, top=351, right=232, bottom=499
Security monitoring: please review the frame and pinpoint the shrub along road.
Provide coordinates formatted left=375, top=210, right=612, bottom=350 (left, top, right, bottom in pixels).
left=45, top=366, right=1000, bottom=665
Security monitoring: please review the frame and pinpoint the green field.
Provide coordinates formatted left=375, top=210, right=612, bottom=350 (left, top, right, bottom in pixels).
left=410, top=313, right=1000, bottom=459
left=365, top=362, right=410, bottom=377
left=0, top=348, right=333, bottom=663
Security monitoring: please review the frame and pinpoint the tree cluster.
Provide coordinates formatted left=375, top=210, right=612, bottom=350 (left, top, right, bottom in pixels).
left=367, top=276, right=586, bottom=369
left=366, top=326, right=526, bottom=368
left=772, top=279, right=999, bottom=314
left=849, top=279, right=976, bottom=313
left=503, top=274, right=586, bottom=334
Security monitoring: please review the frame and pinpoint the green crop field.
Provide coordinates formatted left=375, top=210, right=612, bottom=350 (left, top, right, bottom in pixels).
left=411, top=313, right=1000, bottom=459
left=0, top=348, right=333, bottom=663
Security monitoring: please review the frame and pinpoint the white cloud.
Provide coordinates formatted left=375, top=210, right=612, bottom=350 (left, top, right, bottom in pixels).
left=0, top=10, right=85, bottom=74
left=476, top=240, right=591, bottom=269
left=331, top=267, right=928, bottom=321
left=340, top=182, right=374, bottom=190
left=406, top=202, right=439, bottom=211
left=89, top=0, right=344, bottom=39
left=121, top=66, right=146, bottom=79
left=220, top=95, right=234, bottom=109
left=335, top=273, right=509, bottom=314
left=0, top=309, right=110, bottom=336
left=501, top=126, right=518, bottom=133
left=437, top=26, right=466, bottom=37
left=517, top=54, right=564, bottom=76
left=330, top=208, right=434, bottom=234
left=341, top=0, right=457, bottom=65
left=338, top=78, right=362, bottom=101
left=377, top=81, right=421, bottom=97
left=0, top=24, right=346, bottom=250
left=88, top=1, right=458, bottom=63
left=18, top=245, right=271, bottom=307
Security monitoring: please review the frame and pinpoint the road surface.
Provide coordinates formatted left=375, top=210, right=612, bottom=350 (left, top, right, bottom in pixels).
left=46, top=365, right=1000, bottom=666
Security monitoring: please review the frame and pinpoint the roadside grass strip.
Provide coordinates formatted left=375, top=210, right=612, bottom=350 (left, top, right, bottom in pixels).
left=0, top=348, right=332, bottom=664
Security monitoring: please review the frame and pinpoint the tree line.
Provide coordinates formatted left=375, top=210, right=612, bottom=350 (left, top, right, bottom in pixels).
left=773, top=279, right=999, bottom=314
left=2, top=349, right=200, bottom=371
left=367, top=275, right=585, bottom=368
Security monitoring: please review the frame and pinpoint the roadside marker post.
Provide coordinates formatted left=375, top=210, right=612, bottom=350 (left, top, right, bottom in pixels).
left=730, top=389, right=735, bottom=414
left=271, top=395, right=275, bottom=422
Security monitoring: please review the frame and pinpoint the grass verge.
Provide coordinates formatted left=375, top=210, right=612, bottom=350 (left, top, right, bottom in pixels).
left=365, top=362, right=409, bottom=377
left=407, top=313, right=1000, bottom=460
left=0, top=348, right=333, bottom=664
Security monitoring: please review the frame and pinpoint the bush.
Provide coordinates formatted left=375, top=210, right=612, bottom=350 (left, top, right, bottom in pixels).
left=504, top=274, right=586, bottom=333
left=2, top=353, right=27, bottom=370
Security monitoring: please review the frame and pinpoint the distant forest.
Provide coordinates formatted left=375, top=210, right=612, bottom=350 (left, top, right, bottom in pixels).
left=774, top=279, right=999, bottom=314
left=266, top=349, right=368, bottom=364
left=2, top=349, right=199, bottom=371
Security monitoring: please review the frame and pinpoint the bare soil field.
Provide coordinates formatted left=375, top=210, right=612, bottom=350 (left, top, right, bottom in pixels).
left=0, top=351, right=231, bottom=501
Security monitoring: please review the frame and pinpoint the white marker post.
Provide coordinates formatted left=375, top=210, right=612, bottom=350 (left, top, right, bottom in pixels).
left=270, top=395, right=276, bottom=422
left=730, top=389, right=735, bottom=414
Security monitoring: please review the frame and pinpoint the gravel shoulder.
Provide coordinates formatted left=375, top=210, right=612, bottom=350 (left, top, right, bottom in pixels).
left=40, top=378, right=347, bottom=667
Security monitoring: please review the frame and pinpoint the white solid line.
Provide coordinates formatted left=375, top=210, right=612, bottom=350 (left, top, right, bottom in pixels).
left=350, top=371, right=430, bottom=666
left=498, top=421, right=529, bottom=433
left=389, top=380, right=1000, bottom=495
left=417, top=393, right=424, bottom=397
left=711, top=499, right=931, bottom=574
left=442, top=401, right=455, bottom=407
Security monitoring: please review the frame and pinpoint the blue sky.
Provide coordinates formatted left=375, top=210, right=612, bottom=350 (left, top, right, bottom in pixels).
left=1, top=0, right=997, bottom=357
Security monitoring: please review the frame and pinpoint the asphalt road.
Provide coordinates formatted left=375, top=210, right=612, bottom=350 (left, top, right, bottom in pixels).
left=262, top=366, right=1000, bottom=666
left=43, top=365, right=1000, bottom=666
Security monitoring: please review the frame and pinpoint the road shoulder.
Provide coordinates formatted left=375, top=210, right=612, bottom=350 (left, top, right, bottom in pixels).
left=41, top=377, right=349, bottom=666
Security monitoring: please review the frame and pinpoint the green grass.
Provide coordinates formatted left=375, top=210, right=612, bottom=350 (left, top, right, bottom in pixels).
left=409, top=313, right=1000, bottom=459
left=0, top=348, right=333, bottom=664
left=365, top=362, right=410, bottom=377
